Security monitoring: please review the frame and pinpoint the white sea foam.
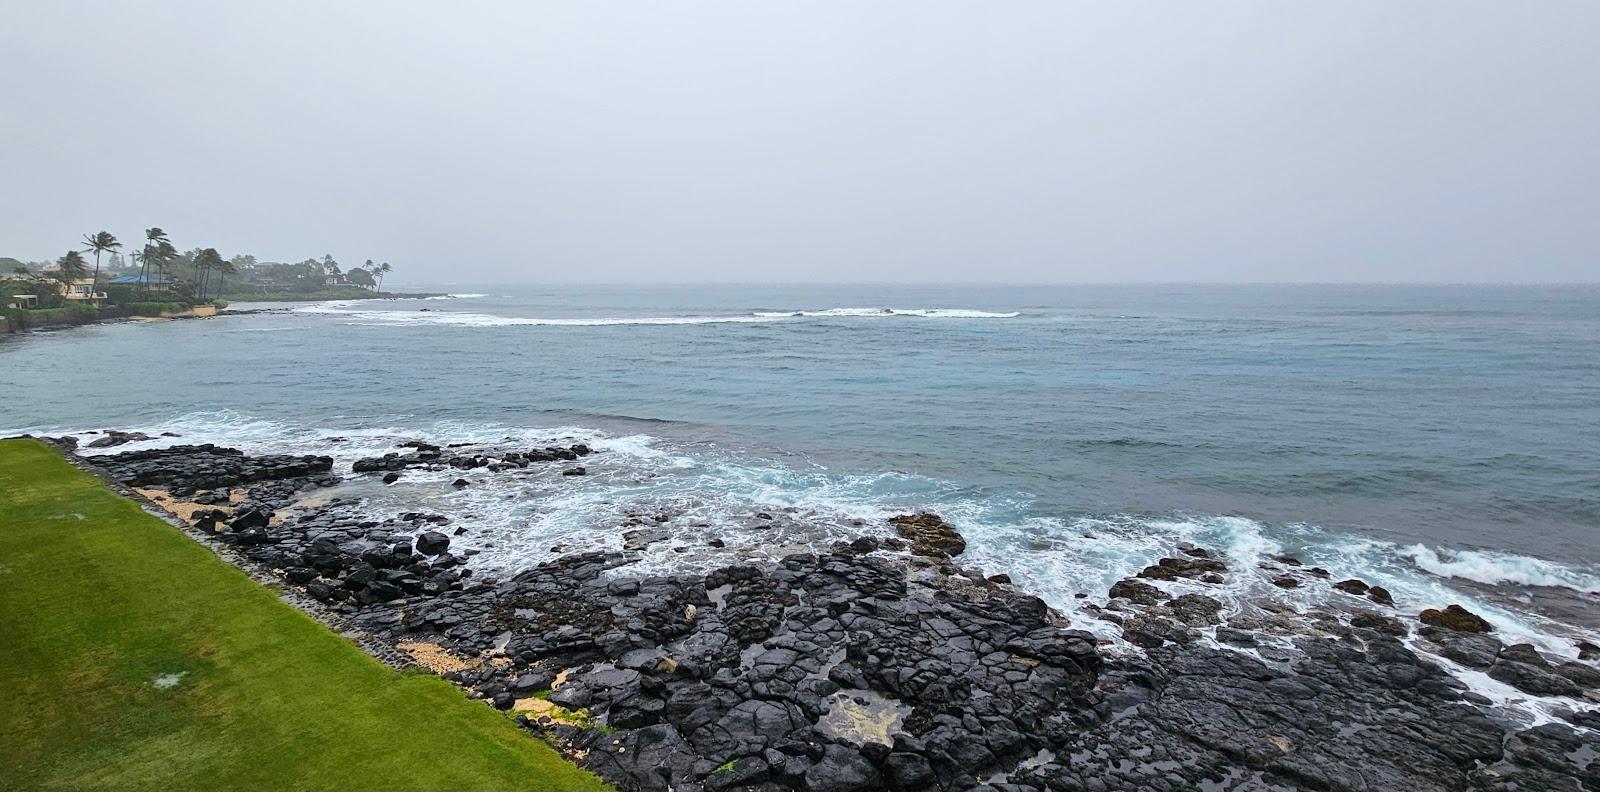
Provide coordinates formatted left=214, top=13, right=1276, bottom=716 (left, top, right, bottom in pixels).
left=1400, top=544, right=1600, bottom=589
left=291, top=303, right=1019, bottom=326
left=48, top=410, right=1600, bottom=723
left=295, top=305, right=788, bottom=326
left=753, top=307, right=1021, bottom=319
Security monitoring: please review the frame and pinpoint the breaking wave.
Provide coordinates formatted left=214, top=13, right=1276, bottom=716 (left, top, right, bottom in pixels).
left=752, top=307, right=1021, bottom=318
left=1400, top=544, right=1600, bottom=589
left=291, top=303, right=1020, bottom=326
left=55, top=410, right=1600, bottom=662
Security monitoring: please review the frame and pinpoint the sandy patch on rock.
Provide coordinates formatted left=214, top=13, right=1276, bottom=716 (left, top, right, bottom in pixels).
left=512, top=697, right=560, bottom=716
left=135, top=488, right=235, bottom=523
left=817, top=691, right=911, bottom=747
left=397, top=641, right=476, bottom=674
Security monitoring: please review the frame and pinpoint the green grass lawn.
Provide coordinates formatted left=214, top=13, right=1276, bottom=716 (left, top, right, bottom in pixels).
left=0, top=438, right=607, bottom=791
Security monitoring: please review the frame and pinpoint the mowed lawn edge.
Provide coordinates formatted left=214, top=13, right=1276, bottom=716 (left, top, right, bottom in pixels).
left=0, top=438, right=608, bottom=792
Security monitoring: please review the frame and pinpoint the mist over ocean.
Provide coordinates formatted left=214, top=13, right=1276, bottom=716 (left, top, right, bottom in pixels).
left=5, top=283, right=1598, bottom=663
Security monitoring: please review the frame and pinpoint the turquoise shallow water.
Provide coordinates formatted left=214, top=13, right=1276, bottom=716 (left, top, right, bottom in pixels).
left=3, top=283, right=1598, bottom=656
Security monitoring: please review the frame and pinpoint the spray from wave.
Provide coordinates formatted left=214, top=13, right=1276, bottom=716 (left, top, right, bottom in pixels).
left=1400, top=544, right=1600, bottom=589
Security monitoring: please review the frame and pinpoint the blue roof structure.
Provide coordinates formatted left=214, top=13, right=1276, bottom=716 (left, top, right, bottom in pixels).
left=106, top=273, right=169, bottom=285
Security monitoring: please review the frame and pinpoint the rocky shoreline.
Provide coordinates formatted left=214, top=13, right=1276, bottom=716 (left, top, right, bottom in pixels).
left=47, top=434, right=1600, bottom=791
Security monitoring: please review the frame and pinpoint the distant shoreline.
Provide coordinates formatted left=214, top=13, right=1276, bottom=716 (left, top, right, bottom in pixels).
left=216, top=289, right=440, bottom=303
left=2, top=291, right=443, bottom=333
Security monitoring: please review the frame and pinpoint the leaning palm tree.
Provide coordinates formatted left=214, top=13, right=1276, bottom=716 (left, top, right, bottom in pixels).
left=374, top=261, right=392, bottom=293
left=139, top=228, right=171, bottom=294
left=54, top=250, right=89, bottom=288
left=194, top=252, right=210, bottom=300
left=193, top=248, right=223, bottom=300
left=136, top=242, right=178, bottom=296
left=81, top=231, right=120, bottom=294
left=211, top=258, right=237, bottom=297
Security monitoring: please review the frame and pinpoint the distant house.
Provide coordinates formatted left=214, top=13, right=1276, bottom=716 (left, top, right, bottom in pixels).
left=35, top=265, right=108, bottom=305
left=325, top=274, right=354, bottom=287
left=107, top=273, right=171, bottom=291
left=59, top=278, right=106, bottom=305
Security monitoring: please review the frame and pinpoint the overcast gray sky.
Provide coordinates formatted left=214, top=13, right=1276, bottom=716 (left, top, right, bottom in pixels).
left=3, top=2, right=1597, bottom=283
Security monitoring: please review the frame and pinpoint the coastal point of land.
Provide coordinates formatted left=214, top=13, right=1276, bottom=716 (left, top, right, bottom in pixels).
left=6, top=434, right=1594, bottom=792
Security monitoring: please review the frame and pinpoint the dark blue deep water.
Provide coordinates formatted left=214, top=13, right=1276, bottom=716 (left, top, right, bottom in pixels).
left=4, top=284, right=1597, bottom=653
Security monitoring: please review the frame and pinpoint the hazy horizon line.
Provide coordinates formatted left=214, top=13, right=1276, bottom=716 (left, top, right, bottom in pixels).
left=385, top=279, right=1600, bottom=288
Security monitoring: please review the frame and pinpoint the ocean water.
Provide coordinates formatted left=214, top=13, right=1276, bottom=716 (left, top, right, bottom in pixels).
left=3, top=283, right=1598, bottom=676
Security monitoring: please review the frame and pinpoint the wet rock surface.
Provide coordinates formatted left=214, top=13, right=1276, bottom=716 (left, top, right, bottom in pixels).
left=888, top=513, right=967, bottom=559
left=351, top=442, right=593, bottom=474
left=84, top=429, right=152, bottom=448
left=1420, top=603, right=1495, bottom=634
left=90, top=443, right=335, bottom=495
left=75, top=440, right=1600, bottom=792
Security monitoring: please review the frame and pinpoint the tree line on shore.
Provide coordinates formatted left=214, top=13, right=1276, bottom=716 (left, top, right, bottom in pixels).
left=6, top=228, right=396, bottom=304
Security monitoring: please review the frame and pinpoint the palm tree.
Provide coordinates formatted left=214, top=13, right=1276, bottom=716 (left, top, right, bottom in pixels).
left=374, top=261, right=392, bottom=293
left=139, top=228, right=170, bottom=294
left=212, top=258, right=237, bottom=297
left=193, top=248, right=223, bottom=300
left=81, top=231, right=120, bottom=294
left=54, top=251, right=89, bottom=296
left=136, top=241, right=177, bottom=296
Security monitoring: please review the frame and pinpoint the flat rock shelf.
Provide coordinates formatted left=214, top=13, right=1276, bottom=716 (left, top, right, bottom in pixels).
left=57, top=435, right=1600, bottom=792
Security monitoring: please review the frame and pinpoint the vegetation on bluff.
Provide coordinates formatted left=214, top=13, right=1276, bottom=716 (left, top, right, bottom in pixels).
left=4, top=227, right=421, bottom=329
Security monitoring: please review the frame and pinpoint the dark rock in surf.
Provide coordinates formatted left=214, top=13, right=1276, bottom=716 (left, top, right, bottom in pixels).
left=1351, top=612, right=1408, bottom=636
left=622, top=529, right=669, bottom=552
left=1165, top=593, right=1224, bottom=627
left=1109, top=578, right=1165, bottom=605
left=888, top=513, right=966, bottom=558
left=1554, top=660, right=1600, bottom=689
left=1420, top=626, right=1501, bottom=668
left=1488, top=659, right=1583, bottom=698
left=1334, top=578, right=1370, bottom=596
left=84, top=430, right=151, bottom=448
left=1136, top=555, right=1227, bottom=581
left=1419, top=604, right=1493, bottom=633
left=415, top=531, right=450, bottom=556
